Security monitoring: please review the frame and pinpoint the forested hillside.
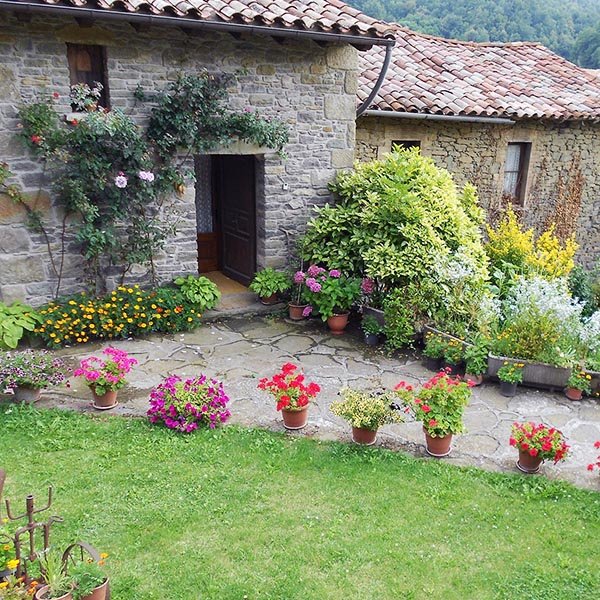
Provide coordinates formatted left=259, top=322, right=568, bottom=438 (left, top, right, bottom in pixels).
left=349, top=0, right=600, bottom=67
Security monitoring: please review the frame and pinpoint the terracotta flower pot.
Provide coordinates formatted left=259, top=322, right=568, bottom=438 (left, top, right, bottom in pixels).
left=80, top=579, right=109, bottom=600
left=516, top=449, right=543, bottom=474
left=465, top=373, right=484, bottom=386
left=288, top=303, right=308, bottom=320
left=352, top=426, right=377, bottom=445
left=91, top=387, right=118, bottom=410
left=12, top=385, right=42, bottom=404
left=260, top=294, right=278, bottom=305
left=423, top=428, right=453, bottom=457
left=499, top=381, right=518, bottom=397
left=281, top=406, right=308, bottom=430
left=35, top=585, right=73, bottom=600
left=565, top=387, right=583, bottom=401
left=327, top=312, right=349, bottom=335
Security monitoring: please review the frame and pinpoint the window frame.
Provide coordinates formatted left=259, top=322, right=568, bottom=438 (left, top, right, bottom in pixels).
left=66, top=43, right=110, bottom=109
left=502, top=142, right=531, bottom=206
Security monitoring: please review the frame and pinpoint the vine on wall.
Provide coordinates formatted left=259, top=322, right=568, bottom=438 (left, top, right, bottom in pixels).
left=17, top=71, right=289, bottom=296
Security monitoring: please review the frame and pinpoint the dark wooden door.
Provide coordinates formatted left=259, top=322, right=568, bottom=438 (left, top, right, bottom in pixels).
left=212, top=155, right=256, bottom=285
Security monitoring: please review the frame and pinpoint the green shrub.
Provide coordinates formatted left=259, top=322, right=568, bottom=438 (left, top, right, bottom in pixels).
left=248, top=268, right=291, bottom=298
left=383, top=289, right=416, bottom=350
left=568, top=265, right=599, bottom=317
left=173, top=275, right=221, bottom=311
left=35, top=284, right=202, bottom=348
left=0, top=301, right=41, bottom=349
left=302, top=149, right=488, bottom=334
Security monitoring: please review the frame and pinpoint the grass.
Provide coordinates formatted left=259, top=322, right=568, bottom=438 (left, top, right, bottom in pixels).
left=0, top=406, right=599, bottom=600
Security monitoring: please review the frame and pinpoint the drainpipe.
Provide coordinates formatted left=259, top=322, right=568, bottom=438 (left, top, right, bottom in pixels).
left=356, top=44, right=394, bottom=118
left=0, top=2, right=396, bottom=49
left=361, top=109, right=516, bottom=125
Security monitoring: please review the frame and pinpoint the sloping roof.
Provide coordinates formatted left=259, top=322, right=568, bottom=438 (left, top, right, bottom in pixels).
left=359, top=24, right=600, bottom=121
left=2, top=0, right=394, bottom=43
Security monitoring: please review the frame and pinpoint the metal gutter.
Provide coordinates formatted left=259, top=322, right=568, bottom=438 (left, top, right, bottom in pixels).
left=356, top=43, right=393, bottom=117
left=361, top=109, right=515, bottom=125
left=0, top=2, right=396, bottom=47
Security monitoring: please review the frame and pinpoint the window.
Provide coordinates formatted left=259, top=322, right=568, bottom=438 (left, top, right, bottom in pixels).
left=391, top=140, right=421, bottom=151
left=66, top=44, right=109, bottom=108
left=502, top=142, right=531, bottom=204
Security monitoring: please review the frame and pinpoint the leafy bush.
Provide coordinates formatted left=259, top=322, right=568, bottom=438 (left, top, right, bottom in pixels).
left=383, top=289, right=416, bottom=350
left=464, top=334, right=490, bottom=376
left=35, top=284, right=202, bottom=348
left=302, top=266, right=360, bottom=320
left=173, top=275, right=221, bottom=310
left=568, top=265, right=599, bottom=317
left=330, top=388, right=402, bottom=431
left=302, top=149, right=488, bottom=335
left=0, top=302, right=41, bottom=349
left=249, top=268, right=291, bottom=298
left=486, top=208, right=577, bottom=283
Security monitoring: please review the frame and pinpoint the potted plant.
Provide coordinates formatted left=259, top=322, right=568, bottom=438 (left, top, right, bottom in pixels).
left=35, top=549, right=73, bottom=600
left=69, top=82, right=103, bottom=112
left=565, top=369, right=592, bottom=401
left=257, top=363, right=320, bottom=430
left=587, top=440, right=600, bottom=473
left=0, top=350, right=68, bottom=403
left=464, top=336, right=489, bottom=386
left=395, top=371, right=473, bottom=457
left=249, top=268, right=291, bottom=305
left=0, top=526, right=18, bottom=579
left=422, top=332, right=447, bottom=371
left=74, top=347, right=137, bottom=410
left=442, top=338, right=464, bottom=376
left=362, top=315, right=382, bottom=346
left=70, top=553, right=109, bottom=600
left=303, top=266, right=360, bottom=334
left=289, top=269, right=310, bottom=320
left=330, top=388, right=402, bottom=445
left=497, top=361, right=524, bottom=397
left=510, top=422, right=570, bottom=474
left=147, top=374, right=231, bottom=432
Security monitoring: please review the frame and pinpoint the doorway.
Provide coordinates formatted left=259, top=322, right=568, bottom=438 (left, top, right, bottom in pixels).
left=195, top=154, right=257, bottom=286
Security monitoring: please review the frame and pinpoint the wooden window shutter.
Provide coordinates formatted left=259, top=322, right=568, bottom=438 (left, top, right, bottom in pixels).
left=66, top=43, right=110, bottom=109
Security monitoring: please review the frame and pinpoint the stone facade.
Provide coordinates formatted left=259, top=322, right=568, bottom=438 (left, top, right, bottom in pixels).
left=356, top=116, right=600, bottom=269
left=0, top=13, right=358, bottom=304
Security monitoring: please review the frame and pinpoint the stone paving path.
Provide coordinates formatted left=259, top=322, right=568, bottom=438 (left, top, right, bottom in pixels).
left=10, top=315, right=600, bottom=490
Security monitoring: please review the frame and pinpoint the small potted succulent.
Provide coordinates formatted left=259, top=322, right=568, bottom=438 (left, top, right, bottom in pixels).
left=510, top=422, right=570, bottom=474
left=303, top=266, right=361, bottom=334
left=422, top=332, right=447, bottom=371
left=395, top=370, right=473, bottom=457
left=565, top=369, right=592, bottom=401
left=330, top=388, right=402, bottom=445
left=74, top=347, right=137, bottom=410
left=257, top=363, right=320, bottom=430
left=497, top=361, right=524, bottom=397
left=147, top=374, right=231, bottom=432
left=0, top=350, right=68, bottom=403
left=35, top=549, right=73, bottom=600
left=248, top=268, right=291, bottom=305
left=361, top=315, right=382, bottom=346
left=70, top=553, right=109, bottom=600
left=442, top=339, right=464, bottom=376
left=464, top=336, right=489, bottom=386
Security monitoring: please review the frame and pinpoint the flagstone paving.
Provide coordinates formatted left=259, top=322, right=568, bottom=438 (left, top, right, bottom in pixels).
left=8, top=315, right=600, bottom=490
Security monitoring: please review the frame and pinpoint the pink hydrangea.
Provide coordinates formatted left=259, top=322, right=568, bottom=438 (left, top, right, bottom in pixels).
left=138, top=170, right=155, bottom=182
left=361, top=277, right=375, bottom=294
left=302, top=305, right=313, bottom=317
left=293, top=271, right=305, bottom=284
left=306, top=278, right=322, bottom=293
left=329, top=269, right=341, bottom=278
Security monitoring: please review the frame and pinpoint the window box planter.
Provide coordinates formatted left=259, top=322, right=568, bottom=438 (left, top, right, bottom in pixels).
left=487, top=354, right=570, bottom=391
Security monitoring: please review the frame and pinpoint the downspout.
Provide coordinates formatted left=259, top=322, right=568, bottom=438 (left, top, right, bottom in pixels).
left=356, top=43, right=394, bottom=118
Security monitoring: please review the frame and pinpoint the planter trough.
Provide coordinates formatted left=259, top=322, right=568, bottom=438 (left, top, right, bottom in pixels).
left=487, top=354, right=570, bottom=391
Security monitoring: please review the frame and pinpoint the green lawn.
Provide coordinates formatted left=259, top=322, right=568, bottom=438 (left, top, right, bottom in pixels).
left=0, top=406, right=598, bottom=600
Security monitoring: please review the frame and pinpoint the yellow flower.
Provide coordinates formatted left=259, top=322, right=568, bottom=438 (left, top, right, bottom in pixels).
left=100, top=552, right=109, bottom=559
left=0, top=581, right=8, bottom=589
left=7, top=558, right=19, bottom=569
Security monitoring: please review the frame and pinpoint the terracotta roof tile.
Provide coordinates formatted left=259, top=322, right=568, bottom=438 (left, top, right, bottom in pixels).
left=9, top=0, right=394, bottom=41
left=360, top=24, right=600, bottom=121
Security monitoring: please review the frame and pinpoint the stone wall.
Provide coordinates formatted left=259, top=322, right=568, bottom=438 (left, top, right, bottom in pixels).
left=0, top=13, right=358, bottom=304
left=356, top=116, right=600, bottom=269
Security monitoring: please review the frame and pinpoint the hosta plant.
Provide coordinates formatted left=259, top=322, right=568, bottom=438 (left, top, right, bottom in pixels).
left=0, top=302, right=40, bottom=349
left=148, top=374, right=231, bottom=432
left=249, top=268, right=291, bottom=298
left=510, top=422, right=569, bottom=463
left=257, top=363, right=320, bottom=411
left=173, top=275, right=221, bottom=311
left=395, top=370, right=473, bottom=437
left=330, top=388, right=402, bottom=431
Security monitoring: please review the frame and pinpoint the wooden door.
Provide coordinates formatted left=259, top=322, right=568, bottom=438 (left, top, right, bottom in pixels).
left=212, top=155, right=256, bottom=285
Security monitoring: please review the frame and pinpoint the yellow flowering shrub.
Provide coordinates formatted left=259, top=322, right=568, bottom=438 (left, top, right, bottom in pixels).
left=486, top=208, right=578, bottom=280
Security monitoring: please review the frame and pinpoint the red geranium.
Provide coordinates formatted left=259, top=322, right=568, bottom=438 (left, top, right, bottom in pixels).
left=588, top=440, right=600, bottom=472
left=30, top=134, right=42, bottom=144
left=510, top=422, right=569, bottom=464
left=258, top=363, right=320, bottom=412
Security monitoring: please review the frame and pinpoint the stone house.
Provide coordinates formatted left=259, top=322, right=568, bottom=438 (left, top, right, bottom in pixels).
left=357, top=25, right=600, bottom=268
left=0, top=0, right=393, bottom=303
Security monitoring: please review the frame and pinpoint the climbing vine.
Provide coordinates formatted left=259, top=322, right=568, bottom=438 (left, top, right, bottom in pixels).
left=17, top=71, right=289, bottom=295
